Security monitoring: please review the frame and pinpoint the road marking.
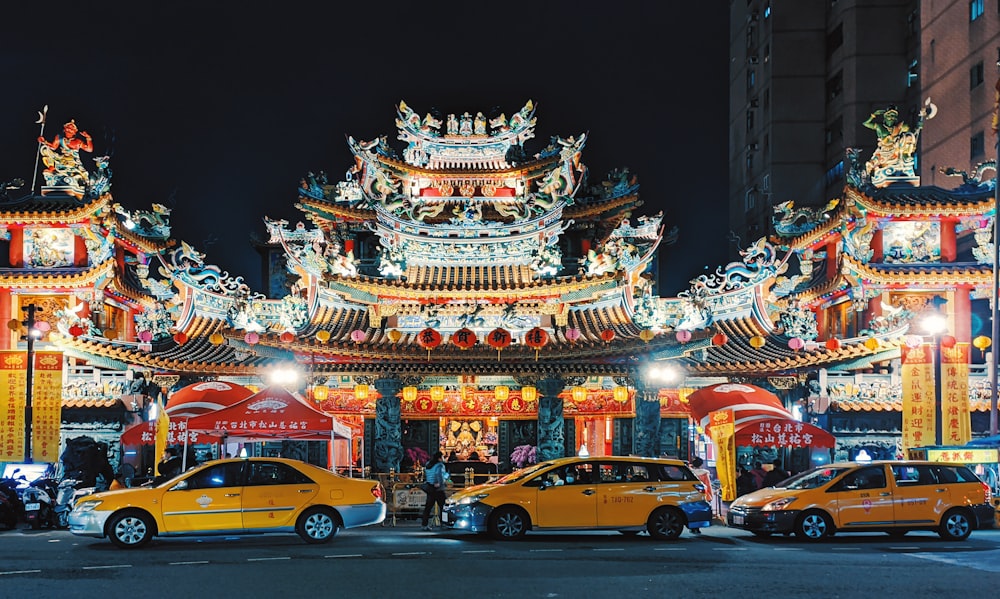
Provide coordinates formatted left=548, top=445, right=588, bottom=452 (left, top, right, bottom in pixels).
left=0, top=570, right=42, bottom=576
left=325, top=554, right=363, bottom=558
left=910, top=549, right=1000, bottom=573
left=82, top=565, right=132, bottom=570
left=529, top=549, right=563, bottom=553
left=889, top=546, right=920, bottom=551
left=461, top=550, right=495, bottom=554
left=593, top=548, right=625, bottom=552
left=47, top=539, right=60, bottom=543
left=170, top=561, right=209, bottom=565
left=653, top=547, right=686, bottom=551
left=772, top=548, right=803, bottom=551
left=831, top=547, right=860, bottom=551
left=392, top=552, right=428, bottom=556
left=247, top=557, right=291, bottom=562
left=712, top=547, right=748, bottom=551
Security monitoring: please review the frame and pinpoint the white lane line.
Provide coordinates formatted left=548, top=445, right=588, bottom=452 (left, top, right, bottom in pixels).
left=831, top=547, right=860, bottom=551
left=461, top=550, right=495, bottom=554
left=82, top=565, right=132, bottom=570
left=889, top=546, right=921, bottom=551
left=247, top=557, right=291, bottom=562
left=392, top=552, right=428, bottom=556
left=529, top=549, right=563, bottom=553
left=653, top=547, right=686, bottom=551
left=0, top=570, right=42, bottom=575
left=712, top=547, right=748, bottom=551
left=593, top=548, right=625, bottom=552
left=325, top=554, right=363, bottom=558
left=170, top=561, right=209, bottom=565
left=772, top=548, right=803, bottom=551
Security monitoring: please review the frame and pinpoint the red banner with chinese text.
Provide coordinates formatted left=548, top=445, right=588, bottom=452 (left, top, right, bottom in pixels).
left=31, top=351, right=63, bottom=463
left=941, top=342, right=971, bottom=445
left=0, top=351, right=28, bottom=461
left=901, top=344, right=935, bottom=452
left=708, top=409, right=735, bottom=502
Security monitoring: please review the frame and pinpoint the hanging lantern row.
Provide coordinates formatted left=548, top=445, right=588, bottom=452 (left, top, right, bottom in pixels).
left=904, top=335, right=922, bottom=348
left=940, top=335, right=957, bottom=349
left=571, top=386, right=588, bottom=403
left=521, top=386, right=537, bottom=403
left=494, top=385, right=510, bottom=401
left=280, top=331, right=295, bottom=343
left=564, top=327, right=581, bottom=342
left=612, top=386, right=629, bottom=404
left=313, top=385, right=330, bottom=401
left=451, top=327, right=477, bottom=350
left=209, top=332, right=225, bottom=345
left=864, top=337, right=879, bottom=351
left=245, top=332, right=259, bottom=345
left=524, top=326, right=548, bottom=360
left=487, top=327, right=512, bottom=361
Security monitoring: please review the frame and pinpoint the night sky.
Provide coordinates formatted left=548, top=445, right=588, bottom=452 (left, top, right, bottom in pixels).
left=0, top=2, right=730, bottom=296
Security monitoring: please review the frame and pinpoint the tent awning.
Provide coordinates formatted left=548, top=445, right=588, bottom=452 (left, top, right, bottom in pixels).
left=734, top=418, right=835, bottom=449
left=120, top=421, right=222, bottom=446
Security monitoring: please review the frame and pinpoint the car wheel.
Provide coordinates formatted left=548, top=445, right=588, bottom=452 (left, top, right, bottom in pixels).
left=488, top=506, right=528, bottom=540
left=646, top=507, right=684, bottom=540
left=108, top=510, right=154, bottom=548
left=296, top=507, right=340, bottom=544
left=795, top=510, right=833, bottom=541
left=938, top=508, right=972, bottom=541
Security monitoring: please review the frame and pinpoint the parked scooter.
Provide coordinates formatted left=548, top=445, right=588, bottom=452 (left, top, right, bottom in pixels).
left=54, top=478, right=92, bottom=528
left=0, top=471, right=27, bottom=528
left=21, top=478, right=58, bottom=530
left=0, top=486, right=18, bottom=530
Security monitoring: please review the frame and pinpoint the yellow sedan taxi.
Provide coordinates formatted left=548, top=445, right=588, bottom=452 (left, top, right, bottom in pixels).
left=69, top=457, right=385, bottom=548
left=443, top=456, right=712, bottom=540
left=727, top=460, right=994, bottom=541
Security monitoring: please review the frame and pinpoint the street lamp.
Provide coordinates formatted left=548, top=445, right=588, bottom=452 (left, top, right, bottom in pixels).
left=921, top=313, right=948, bottom=446
left=20, top=303, right=43, bottom=463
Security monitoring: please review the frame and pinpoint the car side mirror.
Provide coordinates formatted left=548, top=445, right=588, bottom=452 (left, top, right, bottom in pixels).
left=170, top=480, right=189, bottom=491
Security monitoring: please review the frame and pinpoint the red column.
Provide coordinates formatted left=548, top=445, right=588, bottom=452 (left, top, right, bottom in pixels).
left=0, top=290, right=10, bottom=350
left=940, top=220, right=956, bottom=262
left=9, top=228, right=22, bottom=267
left=870, top=229, right=883, bottom=262
left=344, top=239, right=354, bottom=255
left=952, top=286, right=971, bottom=344
left=814, top=308, right=828, bottom=340
left=826, top=240, right=838, bottom=277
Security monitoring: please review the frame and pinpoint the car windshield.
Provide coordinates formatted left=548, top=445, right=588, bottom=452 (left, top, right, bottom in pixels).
left=779, top=467, right=852, bottom=490
left=494, top=462, right=554, bottom=484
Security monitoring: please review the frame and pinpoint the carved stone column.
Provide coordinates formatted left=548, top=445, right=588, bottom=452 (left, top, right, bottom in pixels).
left=373, top=374, right=403, bottom=473
left=633, top=378, right=662, bottom=457
left=536, top=375, right=568, bottom=462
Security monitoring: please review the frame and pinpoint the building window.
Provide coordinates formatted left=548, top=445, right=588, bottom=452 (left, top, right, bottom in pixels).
left=826, top=24, right=843, bottom=60
left=825, top=116, right=843, bottom=146
left=746, top=109, right=755, bottom=132
left=745, top=189, right=756, bottom=212
left=747, top=69, right=756, bottom=90
left=908, top=58, right=918, bottom=88
left=826, top=71, right=843, bottom=102
left=764, top=2, right=770, bottom=18
left=746, top=152, right=754, bottom=173
left=824, top=161, right=844, bottom=188
left=763, top=43, right=770, bottom=64
left=970, top=0, right=984, bottom=21
left=971, top=131, right=985, bottom=158
left=971, top=61, right=984, bottom=88
left=763, top=89, right=770, bottom=111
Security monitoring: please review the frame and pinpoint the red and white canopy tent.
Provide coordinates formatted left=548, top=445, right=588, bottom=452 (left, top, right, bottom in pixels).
left=119, top=381, right=254, bottom=447
left=183, top=385, right=353, bottom=471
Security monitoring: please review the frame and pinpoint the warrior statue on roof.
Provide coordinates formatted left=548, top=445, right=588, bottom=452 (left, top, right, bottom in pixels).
left=38, top=119, right=94, bottom=196
left=862, top=99, right=935, bottom=187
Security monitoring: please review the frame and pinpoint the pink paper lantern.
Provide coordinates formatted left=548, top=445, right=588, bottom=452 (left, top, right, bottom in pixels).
left=244, top=332, right=259, bottom=345
left=138, top=330, right=153, bottom=343
left=351, top=329, right=366, bottom=343
left=787, top=337, right=805, bottom=350
left=564, top=327, right=581, bottom=342
left=675, top=329, right=692, bottom=343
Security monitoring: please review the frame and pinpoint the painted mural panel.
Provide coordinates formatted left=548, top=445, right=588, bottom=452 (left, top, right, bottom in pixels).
left=882, top=221, right=940, bottom=263
left=23, top=227, right=75, bottom=267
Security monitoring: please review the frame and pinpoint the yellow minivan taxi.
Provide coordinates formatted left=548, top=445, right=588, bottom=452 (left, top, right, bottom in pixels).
left=727, top=460, right=994, bottom=541
left=442, top=456, right=712, bottom=540
left=69, top=457, right=385, bottom=548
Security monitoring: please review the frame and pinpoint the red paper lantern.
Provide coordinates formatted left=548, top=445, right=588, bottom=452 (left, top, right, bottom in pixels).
left=417, top=327, right=442, bottom=349
left=280, top=331, right=295, bottom=343
left=68, top=324, right=84, bottom=337
left=600, top=329, right=616, bottom=343
left=824, top=338, right=841, bottom=350
left=487, top=328, right=512, bottom=349
left=524, top=327, right=549, bottom=349
left=173, top=332, right=188, bottom=344
left=451, top=327, right=477, bottom=350
left=940, top=335, right=957, bottom=349
left=711, top=332, right=728, bottom=346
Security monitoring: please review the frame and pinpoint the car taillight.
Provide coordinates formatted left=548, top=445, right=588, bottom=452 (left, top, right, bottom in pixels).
left=981, top=481, right=992, bottom=504
left=371, top=483, right=383, bottom=500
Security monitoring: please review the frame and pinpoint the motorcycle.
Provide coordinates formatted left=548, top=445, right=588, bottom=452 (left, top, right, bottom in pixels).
left=0, top=486, right=18, bottom=530
left=0, top=471, right=27, bottom=528
left=54, top=479, right=93, bottom=528
left=22, top=477, right=58, bottom=530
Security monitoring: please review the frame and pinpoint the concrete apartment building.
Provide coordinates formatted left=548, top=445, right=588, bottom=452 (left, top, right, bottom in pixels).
left=728, top=0, right=998, bottom=250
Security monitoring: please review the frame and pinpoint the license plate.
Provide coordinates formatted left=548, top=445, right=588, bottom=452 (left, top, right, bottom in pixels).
left=441, top=512, right=449, bottom=523
left=732, top=514, right=744, bottom=525
left=25, top=503, right=40, bottom=511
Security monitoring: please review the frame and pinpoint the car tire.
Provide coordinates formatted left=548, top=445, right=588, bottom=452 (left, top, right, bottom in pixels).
left=296, top=507, right=340, bottom=544
left=107, top=510, right=154, bottom=549
left=795, top=510, right=833, bottom=541
left=488, top=506, right=528, bottom=540
left=938, top=508, right=972, bottom=541
left=646, top=507, right=684, bottom=540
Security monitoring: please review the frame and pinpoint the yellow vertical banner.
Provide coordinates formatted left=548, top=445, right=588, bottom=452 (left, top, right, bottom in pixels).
left=0, top=351, right=28, bottom=462
left=708, top=409, right=736, bottom=502
left=941, top=342, right=971, bottom=445
left=901, top=343, right=936, bottom=451
left=31, top=351, right=63, bottom=463
left=154, top=402, right=170, bottom=475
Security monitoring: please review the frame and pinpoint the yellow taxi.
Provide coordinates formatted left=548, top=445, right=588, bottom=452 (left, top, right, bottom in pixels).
left=727, top=460, right=994, bottom=541
left=442, top=456, right=712, bottom=540
left=68, top=457, right=385, bottom=548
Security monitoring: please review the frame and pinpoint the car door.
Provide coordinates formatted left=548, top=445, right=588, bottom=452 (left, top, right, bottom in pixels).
left=890, top=464, right=938, bottom=526
left=597, top=461, right=655, bottom=528
left=160, top=462, right=245, bottom=533
left=534, top=463, right=598, bottom=528
left=241, top=461, right=318, bottom=529
left=829, top=465, right=894, bottom=529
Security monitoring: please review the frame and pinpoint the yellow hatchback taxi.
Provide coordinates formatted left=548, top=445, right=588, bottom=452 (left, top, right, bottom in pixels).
left=442, top=456, right=712, bottom=540
left=69, top=457, right=385, bottom=548
left=727, top=460, right=994, bottom=541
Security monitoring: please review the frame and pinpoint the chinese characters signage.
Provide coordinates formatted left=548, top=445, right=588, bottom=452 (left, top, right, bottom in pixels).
left=31, top=351, right=63, bottom=462
left=901, top=344, right=936, bottom=452
left=941, top=342, right=971, bottom=445
left=708, top=409, right=735, bottom=502
left=0, top=351, right=28, bottom=461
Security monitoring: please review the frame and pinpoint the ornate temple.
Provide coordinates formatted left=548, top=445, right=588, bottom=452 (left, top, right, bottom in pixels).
left=0, top=99, right=996, bottom=480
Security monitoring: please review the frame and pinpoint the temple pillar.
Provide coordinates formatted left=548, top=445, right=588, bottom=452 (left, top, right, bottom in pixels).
left=74, top=234, right=87, bottom=267
left=825, top=240, right=838, bottom=276
left=373, top=374, right=403, bottom=473
left=9, top=228, right=22, bottom=267
left=953, top=286, right=972, bottom=344
left=633, top=378, right=662, bottom=457
left=536, top=375, right=567, bottom=461
left=870, top=228, right=883, bottom=262
left=0, top=289, right=10, bottom=350
left=814, top=308, right=828, bottom=340
left=940, top=220, right=956, bottom=263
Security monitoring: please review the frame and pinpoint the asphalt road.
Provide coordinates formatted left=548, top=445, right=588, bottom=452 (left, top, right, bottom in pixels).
left=2, top=520, right=999, bottom=598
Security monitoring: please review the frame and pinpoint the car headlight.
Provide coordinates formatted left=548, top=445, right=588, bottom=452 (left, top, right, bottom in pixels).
left=762, top=497, right=797, bottom=511
left=73, top=500, right=103, bottom=513
left=455, top=493, right=489, bottom=505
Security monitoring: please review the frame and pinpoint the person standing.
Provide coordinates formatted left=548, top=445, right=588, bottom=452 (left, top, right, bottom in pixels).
left=736, top=466, right=757, bottom=497
left=154, top=447, right=182, bottom=485
left=420, top=451, right=448, bottom=531
left=688, top=457, right=711, bottom=535
left=749, top=461, right=768, bottom=490
left=761, top=458, right=789, bottom=488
